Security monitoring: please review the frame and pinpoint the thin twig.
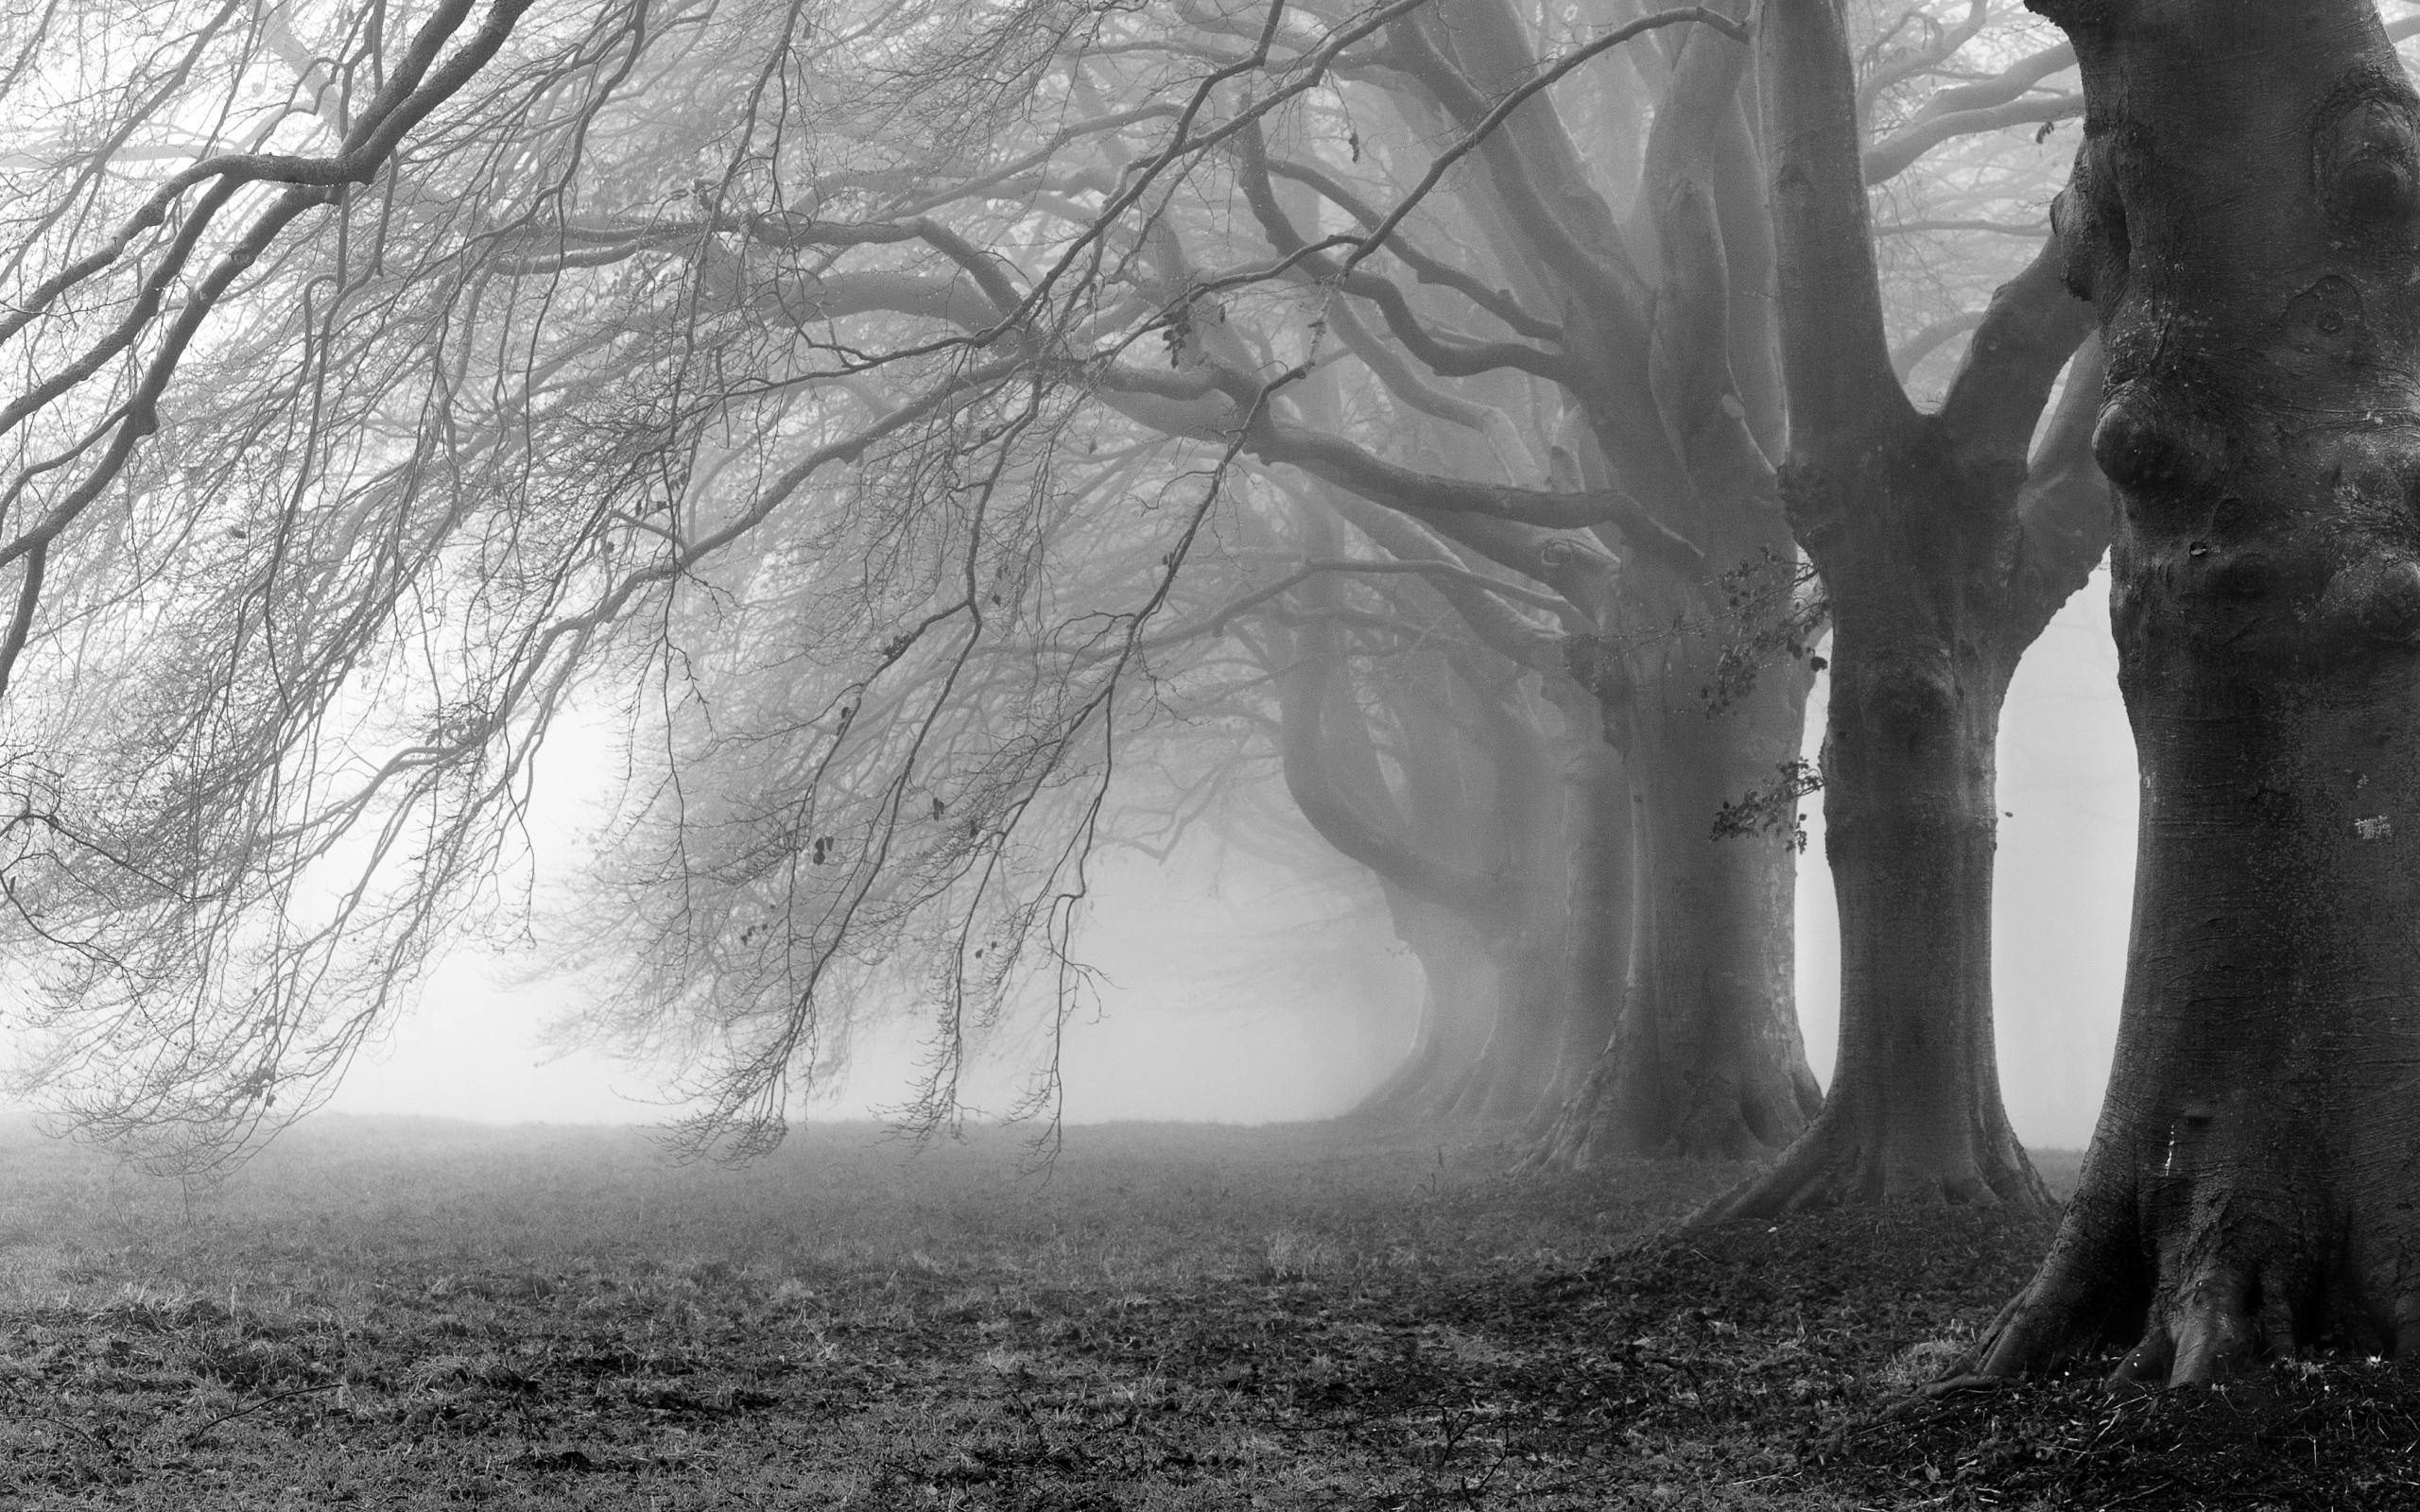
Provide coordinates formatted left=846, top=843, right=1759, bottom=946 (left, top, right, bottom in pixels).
left=187, top=1381, right=343, bottom=1444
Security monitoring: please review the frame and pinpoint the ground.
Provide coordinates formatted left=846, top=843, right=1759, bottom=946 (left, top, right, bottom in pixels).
left=0, top=1117, right=2413, bottom=1509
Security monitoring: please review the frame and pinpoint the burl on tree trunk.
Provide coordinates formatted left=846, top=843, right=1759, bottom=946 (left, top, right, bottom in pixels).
left=1975, top=0, right=2420, bottom=1383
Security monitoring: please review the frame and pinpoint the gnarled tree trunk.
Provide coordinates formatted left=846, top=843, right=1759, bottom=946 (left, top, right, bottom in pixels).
left=1975, top=0, right=2420, bottom=1383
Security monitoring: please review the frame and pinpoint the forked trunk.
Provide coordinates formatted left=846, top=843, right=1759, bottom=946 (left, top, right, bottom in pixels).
left=1703, top=0, right=2106, bottom=1221
left=1976, top=0, right=2420, bottom=1383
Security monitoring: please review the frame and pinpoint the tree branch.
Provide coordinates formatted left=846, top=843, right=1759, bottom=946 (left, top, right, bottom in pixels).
left=1233, top=122, right=1575, bottom=385
left=1763, top=0, right=1912, bottom=455
left=1252, top=421, right=1702, bottom=565
left=1896, top=42, right=2076, bottom=130
left=1340, top=5, right=1749, bottom=292
left=1277, top=622, right=1509, bottom=928
left=1939, top=232, right=2096, bottom=472
left=1264, top=156, right=1559, bottom=339
left=1864, top=91, right=2083, bottom=186
left=1316, top=491, right=1580, bottom=666
left=2008, top=335, right=2112, bottom=642
left=1857, top=0, right=1990, bottom=122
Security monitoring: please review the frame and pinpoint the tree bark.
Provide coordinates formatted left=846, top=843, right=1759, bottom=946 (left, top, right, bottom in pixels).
left=1693, top=0, right=2110, bottom=1219
left=1972, top=0, right=2420, bottom=1383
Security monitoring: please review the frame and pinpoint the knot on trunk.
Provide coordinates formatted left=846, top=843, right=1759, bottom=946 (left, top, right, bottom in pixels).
left=2322, top=555, right=2420, bottom=645
left=2092, top=387, right=2226, bottom=500
left=2281, top=275, right=2372, bottom=363
left=2315, top=72, right=2420, bottom=233
left=1560, top=634, right=1632, bottom=738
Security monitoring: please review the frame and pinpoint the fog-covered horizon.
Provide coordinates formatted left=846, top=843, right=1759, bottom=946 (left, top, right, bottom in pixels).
left=254, top=570, right=2137, bottom=1152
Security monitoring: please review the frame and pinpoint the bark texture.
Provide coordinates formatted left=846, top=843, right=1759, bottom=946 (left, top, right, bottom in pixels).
left=1975, top=0, right=2420, bottom=1383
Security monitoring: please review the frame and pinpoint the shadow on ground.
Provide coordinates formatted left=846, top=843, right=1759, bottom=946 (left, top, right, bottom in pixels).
left=0, top=1116, right=2411, bottom=1508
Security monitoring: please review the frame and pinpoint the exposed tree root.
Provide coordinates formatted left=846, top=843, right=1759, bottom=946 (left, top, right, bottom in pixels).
left=1685, top=1108, right=2051, bottom=1228
left=1519, top=1054, right=1816, bottom=1173
left=1944, top=1159, right=2419, bottom=1391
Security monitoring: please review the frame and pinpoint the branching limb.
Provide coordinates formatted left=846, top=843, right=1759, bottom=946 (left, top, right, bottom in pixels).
left=1938, top=232, right=2095, bottom=472
left=1763, top=0, right=1914, bottom=457
left=2007, top=334, right=2111, bottom=641
left=1253, top=421, right=1702, bottom=562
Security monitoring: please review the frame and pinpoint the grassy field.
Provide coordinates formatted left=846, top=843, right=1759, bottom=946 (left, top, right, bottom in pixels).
left=0, top=1116, right=2412, bottom=1509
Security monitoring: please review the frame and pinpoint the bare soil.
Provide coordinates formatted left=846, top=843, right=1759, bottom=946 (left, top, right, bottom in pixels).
left=0, top=1116, right=2412, bottom=1509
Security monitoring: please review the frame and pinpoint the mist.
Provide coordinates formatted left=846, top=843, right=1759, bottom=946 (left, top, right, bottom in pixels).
left=324, top=818, right=1425, bottom=1130
left=322, top=568, right=2135, bottom=1151
left=17, top=3, right=2420, bottom=1503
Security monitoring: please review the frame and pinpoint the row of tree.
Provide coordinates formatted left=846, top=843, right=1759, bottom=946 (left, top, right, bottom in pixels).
left=4, top=0, right=2418, bottom=1384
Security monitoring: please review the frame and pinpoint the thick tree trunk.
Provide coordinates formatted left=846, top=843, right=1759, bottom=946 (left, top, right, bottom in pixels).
left=1390, top=0, right=1825, bottom=1163
left=1698, top=612, right=2047, bottom=1214
left=1699, top=0, right=2108, bottom=1220
left=1531, top=666, right=1823, bottom=1165
left=1974, top=0, right=2420, bottom=1383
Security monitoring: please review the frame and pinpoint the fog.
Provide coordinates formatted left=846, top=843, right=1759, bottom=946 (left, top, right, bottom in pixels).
left=327, top=840, right=1419, bottom=1129
left=324, top=571, right=2136, bottom=1152
left=0, top=0, right=2175, bottom=1177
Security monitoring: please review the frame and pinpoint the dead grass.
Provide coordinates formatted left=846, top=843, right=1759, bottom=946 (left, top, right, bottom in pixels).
left=0, top=1118, right=2409, bottom=1509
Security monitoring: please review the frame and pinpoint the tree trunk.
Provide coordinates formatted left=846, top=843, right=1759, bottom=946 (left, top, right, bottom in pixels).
left=1350, top=894, right=1502, bottom=1123
left=1353, top=698, right=1619, bottom=1130
left=1973, top=0, right=2420, bottom=1383
left=1526, top=705, right=1636, bottom=1128
left=1532, top=661, right=1823, bottom=1165
left=1450, top=663, right=1589, bottom=1126
left=1699, top=565, right=2046, bottom=1213
left=1698, top=0, right=2110, bottom=1220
